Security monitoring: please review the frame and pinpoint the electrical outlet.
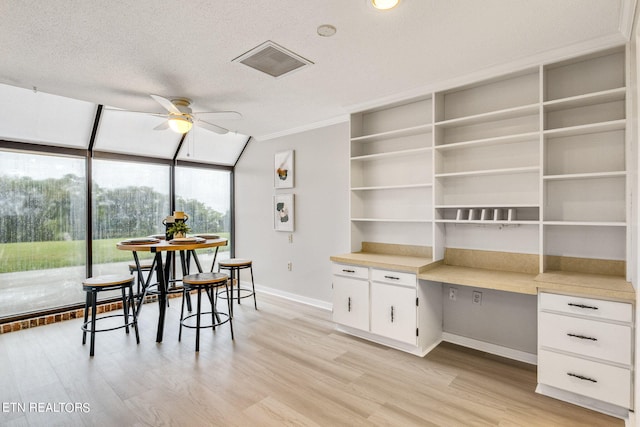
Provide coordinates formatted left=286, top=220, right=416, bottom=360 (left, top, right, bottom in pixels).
left=287, top=262, right=292, bottom=271
left=472, top=291, right=482, bottom=305
left=449, top=287, right=457, bottom=301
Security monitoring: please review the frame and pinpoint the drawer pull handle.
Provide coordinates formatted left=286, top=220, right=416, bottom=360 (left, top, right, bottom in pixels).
left=390, top=305, right=394, bottom=323
left=567, top=372, right=597, bottom=383
left=567, top=303, right=598, bottom=310
left=384, top=275, right=400, bottom=280
left=342, top=269, right=355, bottom=273
left=567, top=333, right=597, bottom=341
left=348, top=297, right=351, bottom=312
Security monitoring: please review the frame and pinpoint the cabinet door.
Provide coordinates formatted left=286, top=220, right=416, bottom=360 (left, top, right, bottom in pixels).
left=370, top=282, right=416, bottom=345
left=332, top=276, right=369, bottom=331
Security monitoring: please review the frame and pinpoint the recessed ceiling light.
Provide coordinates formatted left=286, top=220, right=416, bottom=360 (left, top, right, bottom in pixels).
left=371, top=0, right=400, bottom=10
left=317, top=24, right=337, bottom=37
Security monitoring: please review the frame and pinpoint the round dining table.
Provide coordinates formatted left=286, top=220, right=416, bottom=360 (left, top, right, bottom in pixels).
left=117, top=237, right=228, bottom=342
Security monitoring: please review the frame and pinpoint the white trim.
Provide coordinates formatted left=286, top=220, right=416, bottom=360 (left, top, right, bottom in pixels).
left=536, top=383, right=631, bottom=420
left=252, top=282, right=332, bottom=311
left=336, top=324, right=438, bottom=356
left=442, top=332, right=538, bottom=365
left=620, top=0, right=638, bottom=40
left=255, top=114, right=349, bottom=141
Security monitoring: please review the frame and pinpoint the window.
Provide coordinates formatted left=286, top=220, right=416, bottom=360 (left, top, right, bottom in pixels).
left=92, top=159, right=170, bottom=276
left=175, top=166, right=231, bottom=270
left=0, top=150, right=86, bottom=318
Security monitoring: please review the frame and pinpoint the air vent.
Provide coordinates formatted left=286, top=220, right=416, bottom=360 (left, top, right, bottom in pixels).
left=233, top=41, right=313, bottom=78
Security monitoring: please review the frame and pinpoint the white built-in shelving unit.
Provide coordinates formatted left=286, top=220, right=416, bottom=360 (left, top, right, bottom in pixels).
left=348, top=45, right=629, bottom=277
left=350, top=97, right=433, bottom=252
left=541, top=48, right=628, bottom=273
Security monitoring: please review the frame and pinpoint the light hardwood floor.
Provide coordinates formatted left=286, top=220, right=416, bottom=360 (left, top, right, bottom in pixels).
left=0, top=293, right=623, bottom=426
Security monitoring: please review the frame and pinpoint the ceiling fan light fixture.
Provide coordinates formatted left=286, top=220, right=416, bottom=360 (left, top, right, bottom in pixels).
left=168, top=116, right=193, bottom=134
left=371, top=0, right=399, bottom=10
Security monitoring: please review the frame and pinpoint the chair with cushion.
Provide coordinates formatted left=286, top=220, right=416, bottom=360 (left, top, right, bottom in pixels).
left=81, top=274, right=140, bottom=357
left=217, top=258, right=257, bottom=316
left=179, top=272, right=233, bottom=352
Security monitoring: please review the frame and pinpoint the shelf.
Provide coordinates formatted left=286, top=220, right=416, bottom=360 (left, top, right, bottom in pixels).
left=351, top=218, right=432, bottom=223
left=435, top=103, right=539, bottom=128
left=436, top=220, right=538, bottom=225
left=543, top=119, right=625, bottom=138
left=434, top=131, right=539, bottom=151
left=543, top=87, right=625, bottom=112
left=435, top=166, right=539, bottom=179
left=350, top=147, right=432, bottom=162
left=543, top=171, right=626, bottom=181
left=436, top=204, right=539, bottom=209
left=351, top=123, right=432, bottom=143
left=351, top=183, right=432, bottom=191
left=543, top=221, right=626, bottom=227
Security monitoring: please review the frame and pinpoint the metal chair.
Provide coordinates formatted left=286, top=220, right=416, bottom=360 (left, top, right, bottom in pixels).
left=81, top=274, right=140, bottom=357
left=217, top=258, right=257, bottom=316
left=179, top=272, right=233, bottom=351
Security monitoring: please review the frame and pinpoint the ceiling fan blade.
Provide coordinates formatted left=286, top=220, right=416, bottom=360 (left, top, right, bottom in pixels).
left=150, top=94, right=181, bottom=114
left=196, top=119, right=229, bottom=134
left=153, top=121, right=170, bottom=130
left=194, top=111, right=242, bottom=120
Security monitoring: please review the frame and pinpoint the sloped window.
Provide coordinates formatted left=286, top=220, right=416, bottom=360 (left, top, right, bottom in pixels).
left=0, top=84, right=96, bottom=148
left=176, top=128, right=249, bottom=166
left=94, top=109, right=182, bottom=159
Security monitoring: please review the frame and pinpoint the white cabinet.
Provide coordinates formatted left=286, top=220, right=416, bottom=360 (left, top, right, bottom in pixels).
left=331, top=264, right=369, bottom=331
left=331, top=263, right=441, bottom=355
left=370, top=271, right=417, bottom=345
left=537, top=292, right=633, bottom=415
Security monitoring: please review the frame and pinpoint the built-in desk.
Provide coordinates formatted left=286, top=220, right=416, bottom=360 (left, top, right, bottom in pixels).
left=419, top=263, right=635, bottom=302
left=330, top=246, right=636, bottom=419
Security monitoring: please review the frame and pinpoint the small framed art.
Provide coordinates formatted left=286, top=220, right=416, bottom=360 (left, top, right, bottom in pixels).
left=274, top=149, right=294, bottom=188
left=274, top=194, right=294, bottom=232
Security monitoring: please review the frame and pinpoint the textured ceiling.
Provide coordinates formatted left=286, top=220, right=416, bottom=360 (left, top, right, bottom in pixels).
left=0, top=0, right=634, bottom=140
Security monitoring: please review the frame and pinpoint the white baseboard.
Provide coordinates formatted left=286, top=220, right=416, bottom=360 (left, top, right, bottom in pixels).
left=251, top=282, right=332, bottom=311
left=442, top=332, right=537, bottom=365
left=536, top=383, right=630, bottom=421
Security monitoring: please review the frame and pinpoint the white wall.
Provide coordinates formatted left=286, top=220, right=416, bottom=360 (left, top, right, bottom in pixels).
left=234, top=121, right=350, bottom=308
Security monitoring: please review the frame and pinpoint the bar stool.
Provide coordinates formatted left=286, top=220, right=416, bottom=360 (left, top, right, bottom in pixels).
left=129, top=261, right=154, bottom=302
left=81, top=274, right=140, bottom=357
left=217, top=259, right=257, bottom=316
left=179, top=272, right=234, bottom=352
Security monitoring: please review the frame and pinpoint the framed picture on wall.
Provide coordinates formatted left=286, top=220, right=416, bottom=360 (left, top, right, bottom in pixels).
left=274, top=149, right=294, bottom=188
left=274, top=193, right=294, bottom=232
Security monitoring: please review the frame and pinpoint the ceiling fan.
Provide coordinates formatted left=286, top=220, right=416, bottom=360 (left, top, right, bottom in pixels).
left=107, top=94, right=242, bottom=135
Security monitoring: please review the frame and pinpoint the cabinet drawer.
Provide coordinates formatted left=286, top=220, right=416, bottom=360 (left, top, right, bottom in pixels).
left=332, top=263, right=368, bottom=279
left=539, top=312, right=631, bottom=365
left=371, top=269, right=416, bottom=287
left=539, top=293, right=632, bottom=323
left=538, top=349, right=631, bottom=408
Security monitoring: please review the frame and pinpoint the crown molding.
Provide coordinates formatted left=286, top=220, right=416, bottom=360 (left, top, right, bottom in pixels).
left=255, top=114, right=349, bottom=141
left=620, top=0, right=638, bottom=40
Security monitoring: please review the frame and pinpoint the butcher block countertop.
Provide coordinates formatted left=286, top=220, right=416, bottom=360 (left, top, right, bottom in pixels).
left=331, top=245, right=635, bottom=303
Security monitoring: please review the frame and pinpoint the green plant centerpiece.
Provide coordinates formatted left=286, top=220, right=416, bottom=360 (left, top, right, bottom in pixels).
left=167, top=221, right=191, bottom=239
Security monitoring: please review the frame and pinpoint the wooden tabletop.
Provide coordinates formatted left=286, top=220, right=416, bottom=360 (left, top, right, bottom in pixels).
left=117, top=237, right=228, bottom=252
